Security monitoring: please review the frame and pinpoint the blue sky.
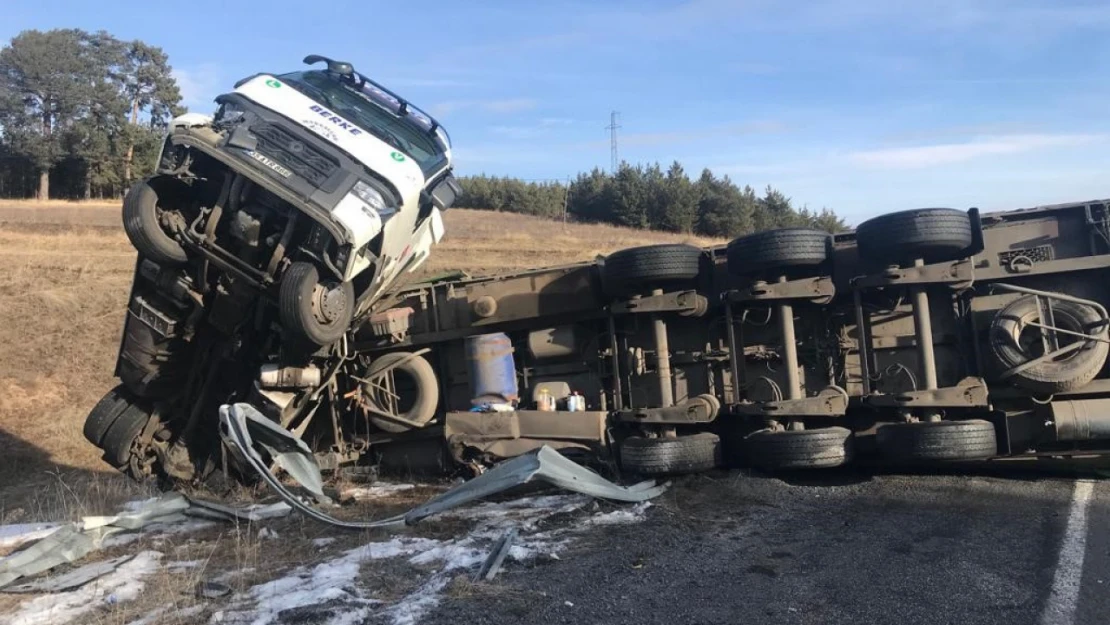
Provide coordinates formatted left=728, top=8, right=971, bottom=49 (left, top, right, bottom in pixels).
left=5, top=0, right=1110, bottom=224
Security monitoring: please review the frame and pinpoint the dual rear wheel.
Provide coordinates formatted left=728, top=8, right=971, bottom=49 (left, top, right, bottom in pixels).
left=83, top=385, right=155, bottom=475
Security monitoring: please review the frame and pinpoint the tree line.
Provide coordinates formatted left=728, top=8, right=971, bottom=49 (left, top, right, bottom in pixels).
left=457, top=162, right=845, bottom=238
left=0, top=29, right=181, bottom=200
left=0, top=28, right=845, bottom=239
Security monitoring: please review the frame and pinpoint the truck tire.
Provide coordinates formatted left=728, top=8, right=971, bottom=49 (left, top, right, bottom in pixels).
left=744, top=427, right=854, bottom=470
left=601, top=244, right=702, bottom=297
left=100, top=402, right=152, bottom=468
left=988, top=296, right=1109, bottom=394
left=279, top=262, right=354, bottom=347
left=877, top=419, right=997, bottom=462
left=83, top=385, right=131, bottom=447
left=620, top=432, right=721, bottom=475
left=117, top=295, right=192, bottom=400
left=365, top=352, right=441, bottom=434
left=122, top=178, right=188, bottom=266
left=856, top=208, right=972, bottom=266
left=726, top=228, right=831, bottom=276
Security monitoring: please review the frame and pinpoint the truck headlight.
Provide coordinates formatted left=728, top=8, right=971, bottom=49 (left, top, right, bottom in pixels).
left=215, top=100, right=246, bottom=125
left=351, top=181, right=397, bottom=218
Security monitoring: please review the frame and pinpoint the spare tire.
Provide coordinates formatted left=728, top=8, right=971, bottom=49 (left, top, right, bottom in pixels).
left=364, top=352, right=441, bottom=433
left=726, top=228, right=831, bottom=276
left=601, top=244, right=702, bottom=297
left=856, top=208, right=972, bottom=266
left=988, top=295, right=1109, bottom=393
left=620, top=432, right=721, bottom=475
left=122, top=177, right=188, bottom=265
left=279, top=262, right=354, bottom=348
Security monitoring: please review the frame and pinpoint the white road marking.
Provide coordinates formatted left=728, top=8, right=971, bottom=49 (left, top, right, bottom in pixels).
left=1040, top=479, right=1096, bottom=625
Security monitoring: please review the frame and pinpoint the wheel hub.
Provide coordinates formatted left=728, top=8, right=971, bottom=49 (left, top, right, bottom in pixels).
left=313, top=282, right=349, bottom=324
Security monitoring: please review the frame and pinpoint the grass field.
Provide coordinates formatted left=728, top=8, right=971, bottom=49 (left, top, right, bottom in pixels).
left=0, top=202, right=721, bottom=515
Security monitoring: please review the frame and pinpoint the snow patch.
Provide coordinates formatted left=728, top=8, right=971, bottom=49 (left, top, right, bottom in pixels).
left=343, top=483, right=416, bottom=499
left=4, top=551, right=163, bottom=625
left=214, top=537, right=440, bottom=625
left=0, top=523, right=61, bottom=549
left=211, top=491, right=651, bottom=625
left=102, top=519, right=216, bottom=547
left=584, top=501, right=652, bottom=525
left=386, top=576, right=451, bottom=625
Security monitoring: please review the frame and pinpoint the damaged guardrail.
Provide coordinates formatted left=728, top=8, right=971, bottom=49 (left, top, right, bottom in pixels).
left=218, top=403, right=667, bottom=529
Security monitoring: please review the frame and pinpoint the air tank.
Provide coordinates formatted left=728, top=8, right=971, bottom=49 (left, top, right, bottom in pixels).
left=465, top=332, right=519, bottom=406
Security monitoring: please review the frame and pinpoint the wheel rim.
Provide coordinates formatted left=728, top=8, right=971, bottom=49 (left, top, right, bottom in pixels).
left=1008, top=308, right=1085, bottom=363
left=313, top=281, right=349, bottom=324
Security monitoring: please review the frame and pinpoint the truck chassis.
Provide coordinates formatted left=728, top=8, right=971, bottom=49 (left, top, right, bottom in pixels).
left=91, top=198, right=1110, bottom=484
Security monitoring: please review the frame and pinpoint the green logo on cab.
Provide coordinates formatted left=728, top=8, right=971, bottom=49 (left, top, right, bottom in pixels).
left=390, top=151, right=405, bottom=162
left=265, top=79, right=282, bottom=88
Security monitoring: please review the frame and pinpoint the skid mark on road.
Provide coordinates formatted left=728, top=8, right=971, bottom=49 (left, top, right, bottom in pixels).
left=1040, top=480, right=1095, bottom=625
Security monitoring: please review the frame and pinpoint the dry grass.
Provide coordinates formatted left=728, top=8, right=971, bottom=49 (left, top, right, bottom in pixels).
left=0, top=199, right=120, bottom=209
left=0, top=203, right=722, bottom=507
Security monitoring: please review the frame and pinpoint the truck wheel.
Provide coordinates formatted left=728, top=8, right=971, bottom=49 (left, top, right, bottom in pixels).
left=100, top=402, right=152, bottom=468
left=122, top=177, right=188, bottom=266
left=279, top=262, right=354, bottom=347
left=117, top=294, right=192, bottom=400
left=726, top=228, right=831, bottom=276
left=988, top=296, right=1109, bottom=394
left=744, top=427, right=854, bottom=470
left=856, top=208, right=972, bottom=266
left=83, top=385, right=132, bottom=447
left=601, top=244, right=702, bottom=297
left=877, top=419, right=997, bottom=462
left=364, top=352, right=441, bottom=433
left=619, top=432, right=721, bottom=475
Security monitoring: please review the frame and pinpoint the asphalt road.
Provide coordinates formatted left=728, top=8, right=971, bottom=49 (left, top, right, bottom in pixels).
left=422, top=466, right=1110, bottom=625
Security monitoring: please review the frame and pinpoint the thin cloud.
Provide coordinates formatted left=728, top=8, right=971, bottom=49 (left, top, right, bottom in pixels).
left=848, top=134, right=1106, bottom=169
left=386, top=77, right=475, bottom=88
left=489, top=125, right=545, bottom=140
left=579, top=120, right=786, bottom=149
left=431, top=98, right=537, bottom=116
left=484, top=98, right=538, bottom=113
left=489, top=118, right=577, bottom=140
left=172, top=64, right=222, bottom=111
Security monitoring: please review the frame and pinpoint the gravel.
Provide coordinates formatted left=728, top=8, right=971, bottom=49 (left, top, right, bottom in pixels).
left=422, top=466, right=1108, bottom=625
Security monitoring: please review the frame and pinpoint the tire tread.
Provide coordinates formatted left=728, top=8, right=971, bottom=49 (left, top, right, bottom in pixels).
left=620, top=432, right=721, bottom=475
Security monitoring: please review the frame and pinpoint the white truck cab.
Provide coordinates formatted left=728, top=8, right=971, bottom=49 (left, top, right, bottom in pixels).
left=126, top=55, right=460, bottom=349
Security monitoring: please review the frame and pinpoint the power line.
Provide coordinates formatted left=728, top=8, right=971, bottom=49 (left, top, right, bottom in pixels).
left=605, top=110, right=621, bottom=173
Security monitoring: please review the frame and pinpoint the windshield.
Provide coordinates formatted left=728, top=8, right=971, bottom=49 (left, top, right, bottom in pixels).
left=278, top=70, right=449, bottom=177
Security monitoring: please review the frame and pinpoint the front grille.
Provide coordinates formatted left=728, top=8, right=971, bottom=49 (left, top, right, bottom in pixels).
left=252, top=122, right=339, bottom=187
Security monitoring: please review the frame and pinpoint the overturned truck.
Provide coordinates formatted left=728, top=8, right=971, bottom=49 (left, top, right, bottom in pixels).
left=83, top=61, right=1110, bottom=484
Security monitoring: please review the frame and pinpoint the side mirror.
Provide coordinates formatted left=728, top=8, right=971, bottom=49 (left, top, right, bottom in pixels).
left=430, top=175, right=462, bottom=211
